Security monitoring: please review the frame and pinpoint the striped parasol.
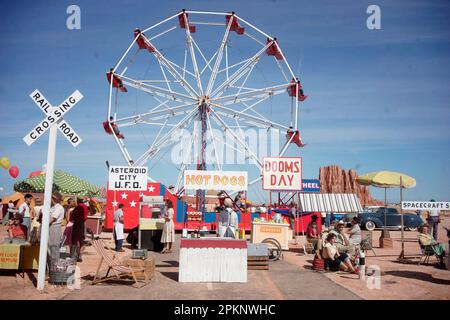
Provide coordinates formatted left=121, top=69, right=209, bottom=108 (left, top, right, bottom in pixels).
left=14, top=170, right=101, bottom=197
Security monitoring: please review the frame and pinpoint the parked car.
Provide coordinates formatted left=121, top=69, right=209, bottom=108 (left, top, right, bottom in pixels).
left=358, top=207, right=424, bottom=231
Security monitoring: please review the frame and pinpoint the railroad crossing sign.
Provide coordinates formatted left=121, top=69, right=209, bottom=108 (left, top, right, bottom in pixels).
left=23, top=89, right=83, bottom=146
left=23, top=89, right=83, bottom=291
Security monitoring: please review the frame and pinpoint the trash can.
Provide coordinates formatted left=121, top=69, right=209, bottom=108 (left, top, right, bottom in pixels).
left=48, top=252, right=77, bottom=285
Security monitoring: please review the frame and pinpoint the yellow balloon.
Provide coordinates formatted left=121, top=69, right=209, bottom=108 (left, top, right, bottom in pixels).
left=0, top=157, right=10, bottom=170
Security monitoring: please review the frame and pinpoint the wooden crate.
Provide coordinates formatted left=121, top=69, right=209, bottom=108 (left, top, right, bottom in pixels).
left=247, top=256, right=269, bottom=270
left=123, top=256, right=155, bottom=280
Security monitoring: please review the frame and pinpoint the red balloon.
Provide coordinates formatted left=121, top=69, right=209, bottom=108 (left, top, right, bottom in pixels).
left=29, top=170, right=43, bottom=178
left=9, top=166, right=19, bottom=179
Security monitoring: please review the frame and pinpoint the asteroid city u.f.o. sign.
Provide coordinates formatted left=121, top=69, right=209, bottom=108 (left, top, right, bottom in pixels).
left=23, top=89, right=83, bottom=146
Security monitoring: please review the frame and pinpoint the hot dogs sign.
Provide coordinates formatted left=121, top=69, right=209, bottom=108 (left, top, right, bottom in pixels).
left=262, top=157, right=302, bottom=191
left=184, top=170, right=248, bottom=191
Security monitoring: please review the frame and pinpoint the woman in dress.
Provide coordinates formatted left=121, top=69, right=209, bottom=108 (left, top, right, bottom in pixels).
left=161, top=199, right=175, bottom=253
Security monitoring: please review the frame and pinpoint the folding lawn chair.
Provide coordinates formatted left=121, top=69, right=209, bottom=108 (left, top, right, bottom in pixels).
left=91, top=239, right=149, bottom=288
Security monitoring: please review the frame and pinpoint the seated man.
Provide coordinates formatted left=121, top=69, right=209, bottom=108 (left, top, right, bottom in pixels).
left=306, top=217, right=320, bottom=250
left=419, top=224, right=446, bottom=268
left=330, top=221, right=356, bottom=255
left=6, top=214, right=28, bottom=243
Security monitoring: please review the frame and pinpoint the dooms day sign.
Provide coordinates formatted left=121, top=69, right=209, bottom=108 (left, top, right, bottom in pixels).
left=108, top=166, right=148, bottom=191
left=184, top=170, right=248, bottom=191
left=262, top=157, right=302, bottom=191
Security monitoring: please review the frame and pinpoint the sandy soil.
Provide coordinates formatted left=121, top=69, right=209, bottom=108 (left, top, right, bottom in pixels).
left=0, top=218, right=449, bottom=300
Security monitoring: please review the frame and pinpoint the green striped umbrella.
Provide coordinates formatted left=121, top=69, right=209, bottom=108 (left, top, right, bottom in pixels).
left=14, top=170, right=101, bottom=197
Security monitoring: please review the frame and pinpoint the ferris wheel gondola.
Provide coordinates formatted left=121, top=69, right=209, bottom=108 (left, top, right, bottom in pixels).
left=105, top=10, right=308, bottom=209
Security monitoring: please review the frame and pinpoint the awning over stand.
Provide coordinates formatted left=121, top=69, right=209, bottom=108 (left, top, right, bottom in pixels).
left=299, top=193, right=363, bottom=213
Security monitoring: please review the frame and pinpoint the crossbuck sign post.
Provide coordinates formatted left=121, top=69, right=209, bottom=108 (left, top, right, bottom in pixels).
left=23, top=89, right=83, bottom=290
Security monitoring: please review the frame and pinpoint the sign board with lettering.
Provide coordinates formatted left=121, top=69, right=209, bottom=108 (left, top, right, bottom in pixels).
left=109, top=166, right=148, bottom=191
left=301, top=179, right=320, bottom=193
left=23, top=89, right=84, bottom=291
left=402, top=201, right=450, bottom=211
left=184, top=170, right=248, bottom=191
left=23, top=90, right=83, bottom=146
left=262, top=157, right=302, bottom=191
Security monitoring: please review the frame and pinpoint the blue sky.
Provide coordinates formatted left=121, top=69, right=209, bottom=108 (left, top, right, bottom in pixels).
left=0, top=0, right=449, bottom=204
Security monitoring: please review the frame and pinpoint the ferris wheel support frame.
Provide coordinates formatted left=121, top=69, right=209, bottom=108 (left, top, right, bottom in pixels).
left=107, top=10, right=305, bottom=202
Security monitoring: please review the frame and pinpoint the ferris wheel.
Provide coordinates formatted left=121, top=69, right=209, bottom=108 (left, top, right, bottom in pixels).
left=105, top=9, right=307, bottom=205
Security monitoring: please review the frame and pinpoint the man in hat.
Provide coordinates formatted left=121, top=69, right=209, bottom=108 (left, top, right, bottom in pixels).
left=330, top=220, right=355, bottom=255
left=427, top=199, right=440, bottom=241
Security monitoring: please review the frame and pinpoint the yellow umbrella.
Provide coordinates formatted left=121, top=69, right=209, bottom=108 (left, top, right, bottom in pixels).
left=356, top=171, right=416, bottom=189
left=357, top=171, right=416, bottom=258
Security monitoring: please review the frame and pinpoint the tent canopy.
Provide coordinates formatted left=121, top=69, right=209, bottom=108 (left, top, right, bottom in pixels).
left=14, top=170, right=101, bottom=197
left=299, top=193, right=363, bottom=213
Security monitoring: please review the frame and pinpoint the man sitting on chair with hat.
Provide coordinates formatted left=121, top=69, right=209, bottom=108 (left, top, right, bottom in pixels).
left=330, top=220, right=356, bottom=255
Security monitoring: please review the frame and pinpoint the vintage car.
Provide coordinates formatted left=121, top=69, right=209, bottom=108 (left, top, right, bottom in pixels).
left=358, top=207, right=424, bottom=231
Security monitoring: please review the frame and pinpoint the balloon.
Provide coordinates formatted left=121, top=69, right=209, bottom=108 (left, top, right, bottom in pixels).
left=0, top=157, right=10, bottom=169
left=29, top=170, right=44, bottom=178
left=9, top=166, right=19, bottom=179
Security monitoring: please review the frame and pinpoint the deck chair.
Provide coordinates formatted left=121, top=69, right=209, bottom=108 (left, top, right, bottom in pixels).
left=91, top=239, right=149, bottom=288
left=303, top=238, right=317, bottom=255
left=360, top=232, right=376, bottom=256
left=418, top=239, right=440, bottom=266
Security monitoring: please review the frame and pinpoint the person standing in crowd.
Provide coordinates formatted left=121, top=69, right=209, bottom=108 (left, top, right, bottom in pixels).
left=161, top=200, right=175, bottom=253
left=71, top=198, right=89, bottom=262
left=289, top=202, right=297, bottom=239
left=217, top=203, right=228, bottom=237
left=64, top=198, right=75, bottom=224
left=427, top=199, right=440, bottom=242
left=48, top=193, right=65, bottom=264
left=113, top=204, right=125, bottom=252
left=223, top=198, right=238, bottom=238
left=29, top=198, right=43, bottom=244
left=18, top=194, right=33, bottom=236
